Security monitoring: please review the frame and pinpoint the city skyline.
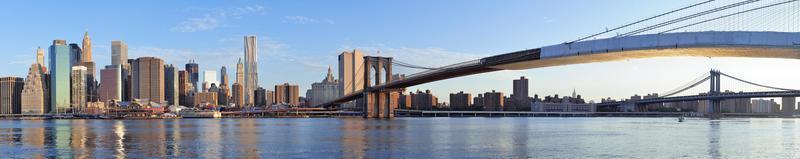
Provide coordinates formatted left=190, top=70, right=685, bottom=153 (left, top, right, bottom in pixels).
left=1, top=1, right=799, bottom=102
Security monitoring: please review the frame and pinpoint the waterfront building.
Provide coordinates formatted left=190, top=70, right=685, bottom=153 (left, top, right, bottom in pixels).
left=98, top=65, right=121, bottom=103
left=232, top=83, right=244, bottom=107
left=21, top=64, right=47, bottom=114
left=411, top=90, right=438, bottom=110
left=71, top=66, right=88, bottom=113
left=49, top=39, right=71, bottom=113
left=449, top=91, right=472, bottom=111
left=473, top=94, right=484, bottom=110
left=185, top=60, right=199, bottom=92
left=722, top=97, right=751, bottom=113
left=131, top=57, right=165, bottom=103
left=308, top=67, right=340, bottom=107
left=266, top=90, right=275, bottom=106
left=0, top=77, right=24, bottom=114
left=510, top=76, right=530, bottom=111
left=244, top=35, right=259, bottom=107
left=398, top=92, right=412, bottom=109
left=483, top=90, right=504, bottom=111
left=275, top=83, right=300, bottom=106
left=782, top=97, right=796, bottom=117
left=532, top=102, right=596, bottom=112
left=752, top=99, right=780, bottom=113
left=165, top=65, right=178, bottom=106
left=178, top=70, right=194, bottom=107
left=254, top=87, right=266, bottom=107
left=194, top=91, right=218, bottom=107
left=338, top=50, right=365, bottom=109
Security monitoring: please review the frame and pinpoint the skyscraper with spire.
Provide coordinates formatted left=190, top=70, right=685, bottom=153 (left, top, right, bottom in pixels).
left=36, top=47, right=44, bottom=66
left=244, top=35, right=259, bottom=106
left=81, top=32, right=92, bottom=62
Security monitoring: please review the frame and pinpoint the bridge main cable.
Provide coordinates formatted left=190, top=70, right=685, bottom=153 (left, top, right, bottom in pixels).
left=718, top=72, right=800, bottom=91
left=617, top=0, right=761, bottom=38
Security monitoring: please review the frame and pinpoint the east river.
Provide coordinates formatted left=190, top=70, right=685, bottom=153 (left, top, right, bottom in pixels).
left=1, top=117, right=799, bottom=158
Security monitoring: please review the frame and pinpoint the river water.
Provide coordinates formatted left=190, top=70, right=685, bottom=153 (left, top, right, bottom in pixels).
left=0, top=117, right=798, bottom=158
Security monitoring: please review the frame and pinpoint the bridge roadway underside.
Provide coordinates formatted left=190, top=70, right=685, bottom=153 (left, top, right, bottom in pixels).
left=491, top=46, right=800, bottom=70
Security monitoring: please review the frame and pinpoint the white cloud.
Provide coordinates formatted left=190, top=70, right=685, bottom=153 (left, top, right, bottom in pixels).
left=171, top=5, right=266, bottom=32
left=283, top=15, right=335, bottom=25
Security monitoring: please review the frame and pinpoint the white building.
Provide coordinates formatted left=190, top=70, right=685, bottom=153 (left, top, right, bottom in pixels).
left=307, top=67, right=340, bottom=107
left=203, top=70, right=218, bottom=88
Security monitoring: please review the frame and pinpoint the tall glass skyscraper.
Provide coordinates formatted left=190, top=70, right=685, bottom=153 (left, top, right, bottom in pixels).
left=49, top=40, right=71, bottom=113
left=185, top=60, right=199, bottom=92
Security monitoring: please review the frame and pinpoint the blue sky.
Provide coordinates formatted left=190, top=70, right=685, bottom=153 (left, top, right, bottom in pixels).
left=1, top=0, right=798, bottom=102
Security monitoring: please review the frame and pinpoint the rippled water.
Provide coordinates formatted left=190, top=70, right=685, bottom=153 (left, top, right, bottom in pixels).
left=0, top=117, right=799, bottom=158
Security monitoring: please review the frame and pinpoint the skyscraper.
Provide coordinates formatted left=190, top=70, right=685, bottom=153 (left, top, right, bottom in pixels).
left=131, top=57, right=165, bottom=103
left=178, top=70, right=194, bottom=107
left=244, top=35, right=259, bottom=106
left=98, top=65, right=121, bottom=102
left=0, top=77, right=24, bottom=114
left=338, top=50, right=365, bottom=96
left=68, top=43, right=82, bottom=66
left=49, top=39, right=71, bottom=113
left=36, top=47, right=45, bottom=66
left=275, top=83, right=299, bottom=106
left=232, top=83, right=244, bottom=107
left=203, top=70, right=218, bottom=88
left=338, top=50, right=364, bottom=109
left=22, top=64, right=47, bottom=114
left=220, top=66, right=229, bottom=87
left=111, top=41, right=128, bottom=66
left=185, top=60, right=199, bottom=92
left=71, top=66, right=87, bottom=113
left=82, top=32, right=92, bottom=62
left=236, top=58, right=244, bottom=84
left=165, top=64, right=178, bottom=106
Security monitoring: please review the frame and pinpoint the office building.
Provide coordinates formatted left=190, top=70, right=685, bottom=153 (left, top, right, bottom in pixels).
left=98, top=65, right=121, bottom=102
left=81, top=32, right=92, bottom=62
left=782, top=97, right=796, bottom=117
left=0, top=77, right=24, bottom=114
left=165, top=65, right=178, bottom=106
left=49, top=40, right=71, bottom=113
left=71, top=66, right=88, bottom=113
left=185, top=60, right=199, bottom=92
left=338, top=50, right=364, bottom=109
left=178, top=70, right=194, bottom=107
left=111, top=41, right=128, bottom=66
left=266, top=90, right=274, bottom=106
left=308, top=67, right=340, bottom=107
left=275, top=83, right=300, bottom=106
left=195, top=91, right=218, bottom=107
left=244, top=35, right=259, bottom=107
left=131, top=57, right=165, bottom=103
left=232, top=83, right=244, bottom=107
left=254, top=87, right=266, bottom=107
left=21, top=64, right=47, bottom=114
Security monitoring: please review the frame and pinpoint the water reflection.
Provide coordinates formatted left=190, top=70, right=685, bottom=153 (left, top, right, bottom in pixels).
left=0, top=118, right=799, bottom=158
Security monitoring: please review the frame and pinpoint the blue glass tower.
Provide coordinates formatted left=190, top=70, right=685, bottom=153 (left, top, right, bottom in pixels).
left=49, top=40, right=71, bottom=113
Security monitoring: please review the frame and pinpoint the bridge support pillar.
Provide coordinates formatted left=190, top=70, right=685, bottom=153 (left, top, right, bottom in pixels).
left=782, top=97, right=796, bottom=117
left=361, top=56, right=396, bottom=119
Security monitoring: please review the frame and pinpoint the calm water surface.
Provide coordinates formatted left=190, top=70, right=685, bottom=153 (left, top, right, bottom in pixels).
left=1, top=117, right=799, bottom=158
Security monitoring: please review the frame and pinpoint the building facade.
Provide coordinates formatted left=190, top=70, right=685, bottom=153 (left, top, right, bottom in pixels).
left=232, top=83, right=244, bottom=107
left=510, top=76, right=531, bottom=111
left=483, top=90, right=504, bottom=111
left=98, top=65, right=122, bottom=103
left=71, top=66, right=88, bottom=113
left=275, top=83, right=300, bottom=106
left=49, top=40, right=71, bottom=113
left=131, top=57, right=165, bottom=103
left=449, top=91, right=472, bottom=110
left=185, top=60, right=199, bottom=92
left=411, top=90, right=438, bottom=110
left=0, top=77, right=24, bottom=114
left=244, top=35, right=259, bottom=106
left=308, top=67, right=340, bottom=107
left=165, top=64, right=178, bottom=106
left=21, top=64, right=48, bottom=114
